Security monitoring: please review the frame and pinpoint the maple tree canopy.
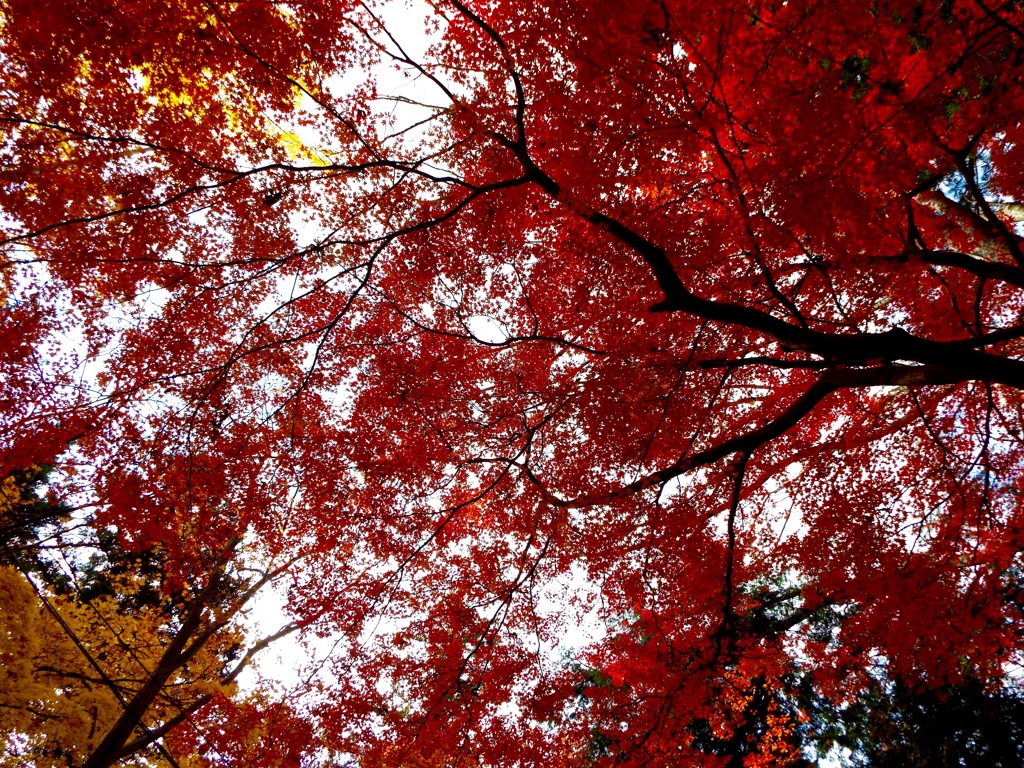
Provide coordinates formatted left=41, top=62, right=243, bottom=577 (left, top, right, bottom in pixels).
left=2, top=0, right=1024, bottom=765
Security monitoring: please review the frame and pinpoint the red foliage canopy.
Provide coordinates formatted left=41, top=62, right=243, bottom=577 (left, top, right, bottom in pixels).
left=3, top=0, right=1024, bottom=764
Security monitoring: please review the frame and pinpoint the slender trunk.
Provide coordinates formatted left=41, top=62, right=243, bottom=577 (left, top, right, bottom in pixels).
left=80, top=566, right=225, bottom=768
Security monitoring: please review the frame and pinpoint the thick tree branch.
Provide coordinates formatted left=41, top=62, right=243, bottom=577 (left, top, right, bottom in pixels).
left=80, top=549, right=235, bottom=768
left=633, top=364, right=970, bottom=492
left=115, top=695, right=211, bottom=761
left=510, top=149, right=1024, bottom=388
left=547, top=363, right=970, bottom=509
left=919, top=248, right=1024, bottom=288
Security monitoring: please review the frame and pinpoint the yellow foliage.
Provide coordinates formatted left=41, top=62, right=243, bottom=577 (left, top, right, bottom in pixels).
left=275, top=126, right=331, bottom=167
left=0, top=475, right=244, bottom=767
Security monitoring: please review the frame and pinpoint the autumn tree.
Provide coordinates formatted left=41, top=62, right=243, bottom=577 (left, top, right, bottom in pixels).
left=0, top=470, right=304, bottom=767
left=3, top=0, right=1024, bottom=765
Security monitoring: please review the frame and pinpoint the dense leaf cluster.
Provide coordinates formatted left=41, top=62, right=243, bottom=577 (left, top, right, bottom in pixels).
left=2, top=0, right=1024, bottom=765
